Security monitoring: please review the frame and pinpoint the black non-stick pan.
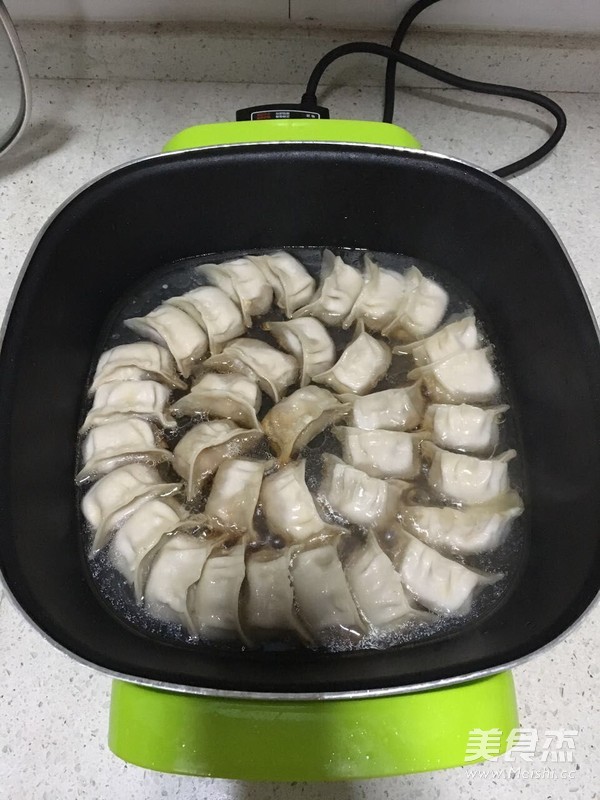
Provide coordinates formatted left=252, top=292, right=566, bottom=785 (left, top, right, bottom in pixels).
left=1, top=131, right=599, bottom=707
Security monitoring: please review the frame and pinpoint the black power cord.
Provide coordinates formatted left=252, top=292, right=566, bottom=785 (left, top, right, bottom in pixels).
left=300, top=7, right=567, bottom=178
left=383, top=0, right=443, bottom=124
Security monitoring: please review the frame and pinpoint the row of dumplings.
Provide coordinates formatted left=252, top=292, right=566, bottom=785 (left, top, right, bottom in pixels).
left=82, top=470, right=498, bottom=646
left=78, top=250, right=521, bottom=646
left=80, top=453, right=509, bottom=644
left=80, top=430, right=519, bottom=645
left=123, top=249, right=450, bottom=374
left=79, top=312, right=512, bottom=506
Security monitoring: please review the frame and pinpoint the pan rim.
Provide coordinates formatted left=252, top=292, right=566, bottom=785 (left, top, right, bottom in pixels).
left=1, top=141, right=599, bottom=699
left=1, top=575, right=597, bottom=699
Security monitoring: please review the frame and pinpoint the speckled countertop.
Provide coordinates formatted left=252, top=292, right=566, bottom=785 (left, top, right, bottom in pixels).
left=0, top=75, right=599, bottom=800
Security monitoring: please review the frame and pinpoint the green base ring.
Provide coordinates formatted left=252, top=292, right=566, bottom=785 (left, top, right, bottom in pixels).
left=109, top=672, right=518, bottom=780
left=162, top=119, right=421, bottom=152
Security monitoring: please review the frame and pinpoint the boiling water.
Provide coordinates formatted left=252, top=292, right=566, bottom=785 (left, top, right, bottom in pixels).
left=78, top=248, right=526, bottom=652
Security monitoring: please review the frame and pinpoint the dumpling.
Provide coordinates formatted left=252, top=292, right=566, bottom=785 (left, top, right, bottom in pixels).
left=313, top=321, right=391, bottom=395
left=204, top=337, right=298, bottom=402
left=90, top=342, right=186, bottom=392
left=341, top=532, right=414, bottom=630
left=77, top=417, right=172, bottom=484
left=251, top=251, right=315, bottom=317
left=265, top=317, right=335, bottom=387
left=197, top=256, right=273, bottom=326
left=81, top=464, right=181, bottom=552
left=339, top=383, right=424, bottom=431
left=81, top=464, right=177, bottom=533
left=422, top=440, right=516, bottom=505
left=332, top=427, right=423, bottom=479
left=320, top=454, right=408, bottom=529
left=421, top=403, right=509, bottom=454
left=124, top=304, right=208, bottom=378
left=384, top=526, right=496, bottom=615
left=81, top=380, right=176, bottom=432
left=291, top=542, right=363, bottom=646
left=343, top=254, right=407, bottom=332
left=110, top=498, right=184, bottom=596
left=173, top=419, right=263, bottom=501
left=396, top=316, right=479, bottom=366
left=190, top=541, right=247, bottom=642
left=244, top=548, right=298, bottom=640
left=259, top=459, right=331, bottom=542
left=293, top=249, right=362, bottom=325
left=262, top=386, right=350, bottom=463
left=142, top=531, right=220, bottom=629
left=204, top=458, right=269, bottom=535
left=383, top=267, right=448, bottom=341
left=167, top=286, right=245, bottom=354
left=400, top=494, right=523, bottom=554
left=408, top=348, right=500, bottom=404
left=171, top=371, right=262, bottom=429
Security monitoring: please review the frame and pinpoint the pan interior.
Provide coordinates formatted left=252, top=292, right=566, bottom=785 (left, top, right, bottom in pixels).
left=80, top=247, right=525, bottom=654
left=0, top=144, right=599, bottom=696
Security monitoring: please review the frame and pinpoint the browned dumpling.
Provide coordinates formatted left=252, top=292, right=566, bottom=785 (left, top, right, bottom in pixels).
left=262, top=386, right=349, bottom=463
left=203, top=458, right=270, bottom=535
left=173, top=419, right=263, bottom=501
left=265, top=317, right=335, bottom=387
left=171, top=371, right=262, bottom=429
left=291, top=540, right=364, bottom=646
left=204, top=338, right=298, bottom=402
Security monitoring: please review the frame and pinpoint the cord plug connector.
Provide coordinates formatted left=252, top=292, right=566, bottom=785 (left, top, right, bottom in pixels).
left=236, top=103, right=329, bottom=122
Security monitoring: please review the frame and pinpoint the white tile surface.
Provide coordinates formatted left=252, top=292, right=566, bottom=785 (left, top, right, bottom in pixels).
left=8, top=0, right=600, bottom=33
left=14, top=22, right=600, bottom=92
left=0, top=77, right=599, bottom=799
left=7, top=0, right=290, bottom=24
left=291, top=0, right=600, bottom=33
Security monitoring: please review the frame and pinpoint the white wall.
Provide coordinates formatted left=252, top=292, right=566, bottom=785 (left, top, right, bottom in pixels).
left=6, top=0, right=600, bottom=33
left=293, top=0, right=600, bottom=32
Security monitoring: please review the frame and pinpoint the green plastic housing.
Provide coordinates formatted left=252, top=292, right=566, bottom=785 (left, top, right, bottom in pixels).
left=108, top=118, right=518, bottom=779
left=162, top=118, right=421, bottom=152
left=109, top=673, right=518, bottom=780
